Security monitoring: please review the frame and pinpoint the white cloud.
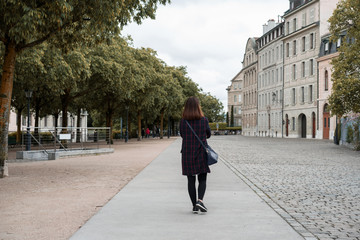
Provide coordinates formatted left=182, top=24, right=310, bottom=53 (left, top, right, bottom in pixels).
left=122, top=0, right=289, bottom=110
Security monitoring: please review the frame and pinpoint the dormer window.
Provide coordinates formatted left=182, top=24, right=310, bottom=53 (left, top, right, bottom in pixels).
left=337, top=38, right=341, bottom=47
left=325, top=42, right=329, bottom=52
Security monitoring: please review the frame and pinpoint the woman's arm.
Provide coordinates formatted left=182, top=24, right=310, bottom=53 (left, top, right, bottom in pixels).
left=205, top=118, right=211, bottom=138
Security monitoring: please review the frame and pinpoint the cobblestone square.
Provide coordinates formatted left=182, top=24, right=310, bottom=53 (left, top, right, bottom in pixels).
left=209, top=136, right=360, bottom=240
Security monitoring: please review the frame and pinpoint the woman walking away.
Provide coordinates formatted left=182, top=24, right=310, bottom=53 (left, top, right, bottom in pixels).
left=180, top=96, right=211, bottom=214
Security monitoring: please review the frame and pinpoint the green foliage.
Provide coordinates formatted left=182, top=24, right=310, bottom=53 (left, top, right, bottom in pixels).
left=230, top=105, right=234, bottom=127
left=226, top=112, right=229, bottom=126
left=209, top=122, right=227, bottom=130
left=198, top=92, right=224, bottom=123
left=353, top=118, right=360, bottom=151
left=346, top=125, right=354, bottom=143
left=328, top=0, right=360, bottom=116
left=225, top=126, right=242, bottom=131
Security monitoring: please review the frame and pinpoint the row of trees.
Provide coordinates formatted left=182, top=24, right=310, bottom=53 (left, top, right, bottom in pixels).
left=7, top=37, right=224, bottom=144
left=328, top=0, right=360, bottom=117
left=0, top=0, right=222, bottom=178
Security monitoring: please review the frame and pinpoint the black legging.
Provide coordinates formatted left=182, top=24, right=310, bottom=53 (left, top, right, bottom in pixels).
left=187, top=173, right=207, bottom=206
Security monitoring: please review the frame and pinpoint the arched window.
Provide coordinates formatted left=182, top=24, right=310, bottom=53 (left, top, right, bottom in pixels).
left=324, top=70, right=329, bottom=91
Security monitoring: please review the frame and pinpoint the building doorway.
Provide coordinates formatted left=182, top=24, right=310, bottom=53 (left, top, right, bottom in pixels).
left=312, top=112, right=316, bottom=138
left=285, top=114, right=289, bottom=137
left=299, top=114, right=306, bottom=138
left=323, top=105, right=330, bottom=139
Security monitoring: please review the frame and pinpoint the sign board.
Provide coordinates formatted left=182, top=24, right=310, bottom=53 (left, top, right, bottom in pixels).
left=59, top=134, right=71, bottom=140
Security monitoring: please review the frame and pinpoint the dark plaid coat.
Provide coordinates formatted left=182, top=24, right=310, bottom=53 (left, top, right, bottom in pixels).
left=180, top=117, right=211, bottom=176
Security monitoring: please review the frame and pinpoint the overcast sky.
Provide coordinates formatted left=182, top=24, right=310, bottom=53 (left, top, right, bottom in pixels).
left=121, top=0, right=290, bottom=110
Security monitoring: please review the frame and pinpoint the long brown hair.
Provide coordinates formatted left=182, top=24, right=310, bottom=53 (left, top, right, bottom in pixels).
left=182, top=96, right=204, bottom=120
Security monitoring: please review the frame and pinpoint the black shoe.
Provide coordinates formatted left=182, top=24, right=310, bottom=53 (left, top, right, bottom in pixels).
left=192, top=206, right=199, bottom=214
left=196, top=201, right=207, bottom=212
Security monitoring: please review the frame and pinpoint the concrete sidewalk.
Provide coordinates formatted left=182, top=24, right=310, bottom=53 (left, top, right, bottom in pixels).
left=70, top=138, right=303, bottom=240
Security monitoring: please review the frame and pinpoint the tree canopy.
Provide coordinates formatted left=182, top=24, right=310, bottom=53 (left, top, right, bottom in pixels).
left=328, top=0, right=360, bottom=116
left=0, top=0, right=170, bottom=177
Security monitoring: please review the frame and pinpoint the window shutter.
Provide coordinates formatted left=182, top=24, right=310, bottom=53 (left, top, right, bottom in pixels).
left=302, top=13, right=306, bottom=27
left=310, top=8, right=315, bottom=23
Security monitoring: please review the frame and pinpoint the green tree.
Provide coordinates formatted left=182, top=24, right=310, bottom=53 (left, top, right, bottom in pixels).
left=0, top=0, right=170, bottom=178
left=198, top=92, right=224, bottom=123
left=328, top=0, right=360, bottom=116
left=87, top=37, right=135, bottom=142
left=230, top=105, right=234, bottom=127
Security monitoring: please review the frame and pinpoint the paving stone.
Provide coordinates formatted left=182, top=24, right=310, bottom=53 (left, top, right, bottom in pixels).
left=209, top=136, right=360, bottom=240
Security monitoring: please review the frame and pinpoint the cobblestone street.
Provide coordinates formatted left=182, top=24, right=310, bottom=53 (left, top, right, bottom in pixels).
left=209, top=136, right=360, bottom=240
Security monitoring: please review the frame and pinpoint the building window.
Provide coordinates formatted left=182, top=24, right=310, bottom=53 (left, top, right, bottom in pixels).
left=337, top=38, right=341, bottom=47
left=309, top=85, right=313, bottom=102
left=302, top=62, right=305, bottom=77
left=292, top=117, right=296, bottom=130
left=310, top=33, right=314, bottom=49
left=293, top=18, right=297, bottom=32
left=293, top=40, right=297, bottom=55
left=239, top=94, right=242, bottom=102
left=286, top=43, right=290, bottom=57
left=310, top=59, right=314, bottom=75
left=293, top=64, right=296, bottom=80
left=302, top=12, right=307, bottom=27
left=301, top=87, right=305, bottom=103
left=302, top=36, right=306, bottom=52
left=292, top=88, right=296, bottom=105
left=325, top=42, right=329, bottom=52
left=286, top=22, right=290, bottom=35
left=325, top=70, right=329, bottom=91
left=234, top=95, right=237, bottom=103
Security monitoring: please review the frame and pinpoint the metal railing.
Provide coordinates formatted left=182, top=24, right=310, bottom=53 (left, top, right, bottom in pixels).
left=21, top=127, right=111, bottom=152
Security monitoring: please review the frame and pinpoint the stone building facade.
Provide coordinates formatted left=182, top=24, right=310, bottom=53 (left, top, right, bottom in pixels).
left=257, top=20, right=284, bottom=138
left=317, top=37, right=339, bottom=140
left=227, top=71, right=243, bottom=127
left=241, top=38, right=258, bottom=136
left=283, top=0, right=320, bottom=138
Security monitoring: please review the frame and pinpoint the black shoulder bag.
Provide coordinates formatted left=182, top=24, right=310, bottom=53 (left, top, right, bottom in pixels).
left=185, top=120, right=218, bottom=165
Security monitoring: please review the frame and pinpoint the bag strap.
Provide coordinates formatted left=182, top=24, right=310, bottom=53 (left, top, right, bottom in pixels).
left=185, top=120, right=207, bottom=150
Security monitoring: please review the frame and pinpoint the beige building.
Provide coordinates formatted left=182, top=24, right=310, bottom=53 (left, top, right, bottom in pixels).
left=317, top=38, right=339, bottom=140
left=227, top=71, right=243, bottom=127
left=257, top=20, right=284, bottom=138
left=241, top=38, right=258, bottom=136
left=283, top=0, right=320, bottom=138
left=316, top=0, right=341, bottom=140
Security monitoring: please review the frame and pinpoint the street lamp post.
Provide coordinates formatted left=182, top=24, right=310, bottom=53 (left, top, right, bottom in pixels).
left=125, top=106, right=129, bottom=143
left=167, top=115, right=170, bottom=139
left=25, top=90, right=33, bottom=151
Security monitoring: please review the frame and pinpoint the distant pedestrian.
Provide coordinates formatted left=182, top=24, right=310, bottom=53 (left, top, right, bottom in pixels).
left=146, top=128, right=150, bottom=138
left=141, top=128, right=145, bottom=139
left=179, top=96, right=211, bottom=214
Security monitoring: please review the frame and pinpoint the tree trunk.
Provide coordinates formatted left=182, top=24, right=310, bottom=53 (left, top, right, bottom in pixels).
left=0, top=42, right=17, bottom=178
left=16, top=107, right=24, bottom=143
left=76, top=108, right=81, bottom=143
left=137, top=110, right=141, bottom=141
left=60, top=93, right=70, bottom=148
left=60, top=93, right=70, bottom=133
left=106, top=109, right=113, bottom=144
left=160, top=111, right=164, bottom=139
left=34, top=99, right=40, bottom=139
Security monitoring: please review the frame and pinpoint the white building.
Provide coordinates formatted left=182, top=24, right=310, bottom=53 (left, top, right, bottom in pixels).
left=257, top=20, right=284, bottom=138
left=283, top=0, right=320, bottom=138
left=227, top=71, right=243, bottom=127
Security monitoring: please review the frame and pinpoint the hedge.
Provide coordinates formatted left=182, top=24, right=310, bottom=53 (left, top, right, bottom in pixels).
left=208, top=123, right=242, bottom=131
